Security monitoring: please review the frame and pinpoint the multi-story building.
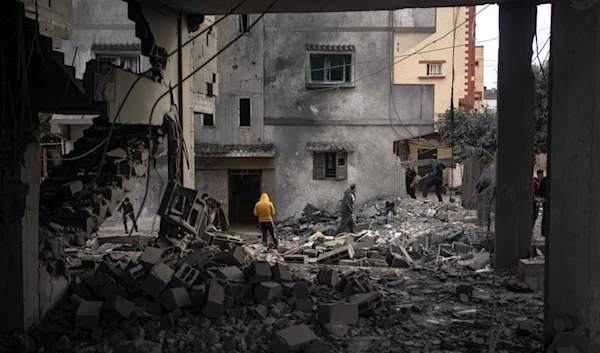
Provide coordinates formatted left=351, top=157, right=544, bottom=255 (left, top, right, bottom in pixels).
left=393, top=7, right=477, bottom=121
left=196, top=11, right=436, bottom=222
left=474, top=45, right=485, bottom=111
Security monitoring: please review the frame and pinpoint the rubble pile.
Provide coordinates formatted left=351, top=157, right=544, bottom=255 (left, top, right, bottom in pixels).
left=276, top=197, right=493, bottom=273
left=8, top=232, right=544, bottom=353
left=38, top=118, right=162, bottom=271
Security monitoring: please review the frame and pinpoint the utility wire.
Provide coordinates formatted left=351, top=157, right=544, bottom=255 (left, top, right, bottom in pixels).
left=135, top=0, right=280, bottom=226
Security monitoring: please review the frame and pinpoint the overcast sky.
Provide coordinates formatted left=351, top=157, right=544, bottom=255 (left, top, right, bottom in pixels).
left=476, top=4, right=552, bottom=89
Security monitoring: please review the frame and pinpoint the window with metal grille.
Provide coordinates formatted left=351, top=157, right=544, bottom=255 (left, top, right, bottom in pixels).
left=239, top=98, right=251, bottom=127
left=308, top=54, right=352, bottom=86
left=427, top=63, right=442, bottom=76
left=313, top=152, right=348, bottom=180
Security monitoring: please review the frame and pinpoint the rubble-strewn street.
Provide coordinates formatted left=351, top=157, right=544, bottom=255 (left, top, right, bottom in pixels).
left=0, top=197, right=544, bottom=353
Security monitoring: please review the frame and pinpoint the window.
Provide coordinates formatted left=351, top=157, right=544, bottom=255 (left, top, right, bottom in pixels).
left=207, top=83, right=214, bottom=97
left=309, top=54, right=352, bottom=85
left=427, top=64, right=442, bottom=76
left=475, top=61, right=480, bottom=67
left=239, top=98, right=251, bottom=127
left=96, top=55, right=140, bottom=73
left=238, top=15, right=250, bottom=33
left=313, top=152, right=348, bottom=180
left=194, top=112, right=215, bottom=127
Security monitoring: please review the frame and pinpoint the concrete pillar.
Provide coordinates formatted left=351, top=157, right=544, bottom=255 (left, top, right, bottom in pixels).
left=0, top=92, right=42, bottom=330
left=545, top=1, right=600, bottom=350
left=494, top=2, right=536, bottom=269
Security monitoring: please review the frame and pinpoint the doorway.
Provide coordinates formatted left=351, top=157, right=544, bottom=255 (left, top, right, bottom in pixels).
left=229, top=170, right=261, bottom=224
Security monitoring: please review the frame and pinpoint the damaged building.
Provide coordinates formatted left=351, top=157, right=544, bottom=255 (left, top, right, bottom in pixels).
left=196, top=11, right=436, bottom=222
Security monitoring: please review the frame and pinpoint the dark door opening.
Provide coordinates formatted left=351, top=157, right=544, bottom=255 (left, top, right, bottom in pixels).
left=229, top=170, right=261, bottom=224
left=417, top=149, right=437, bottom=191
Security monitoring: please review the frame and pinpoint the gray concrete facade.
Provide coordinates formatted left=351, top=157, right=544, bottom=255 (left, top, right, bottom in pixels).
left=197, top=10, right=436, bottom=221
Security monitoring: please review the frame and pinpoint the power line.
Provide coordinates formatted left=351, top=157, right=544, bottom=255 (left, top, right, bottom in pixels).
left=135, top=0, right=280, bottom=226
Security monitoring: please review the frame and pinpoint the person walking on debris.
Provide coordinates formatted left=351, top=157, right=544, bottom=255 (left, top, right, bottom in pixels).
left=532, top=170, right=544, bottom=228
left=422, top=155, right=446, bottom=202
left=406, top=167, right=417, bottom=199
left=202, top=193, right=230, bottom=231
left=335, top=184, right=357, bottom=235
left=254, top=193, right=278, bottom=248
left=538, top=172, right=548, bottom=238
left=118, top=197, right=139, bottom=234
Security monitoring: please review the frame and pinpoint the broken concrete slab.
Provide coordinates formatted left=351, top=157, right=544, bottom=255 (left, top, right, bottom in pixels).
left=75, top=301, right=104, bottom=330
left=317, top=245, right=355, bottom=264
left=318, top=303, right=359, bottom=324
left=270, top=324, right=318, bottom=353
left=362, top=206, right=378, bottom=218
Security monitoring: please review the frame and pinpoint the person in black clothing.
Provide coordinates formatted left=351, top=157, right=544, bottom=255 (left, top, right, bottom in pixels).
left=422, top=155, right=446, bottom=202
left=118, top=197, right=138, bottom=233
left=202, top=193, right=230, bottom=231
left=538, top=175, right=548, bottom=238
left=334, top=184, right=357, bottom=235
left=406, top=167, right=417, bottom=199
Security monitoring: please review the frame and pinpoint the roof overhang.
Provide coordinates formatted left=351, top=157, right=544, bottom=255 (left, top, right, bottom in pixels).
left=141, top=0, right=547, bottom=15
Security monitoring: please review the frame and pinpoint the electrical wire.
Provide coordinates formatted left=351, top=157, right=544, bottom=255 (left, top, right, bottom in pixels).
left=134, top=0, right=280, bottom=227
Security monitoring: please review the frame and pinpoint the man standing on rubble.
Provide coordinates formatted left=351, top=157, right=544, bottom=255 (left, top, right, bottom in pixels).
left=202, top=193, right=230, bottom=231
left=532, top=170, right=544, bottom=228
left=118, top=197, right=139, bottom=234
left=335, top=183, right=357, bottom=235
left=422, top=155, right=446, bottom=202
left=406, top=167, right=417, bottom=199
left=254, top=193, right=278, bottom=247
left=538, top=172, right=548, bottom=238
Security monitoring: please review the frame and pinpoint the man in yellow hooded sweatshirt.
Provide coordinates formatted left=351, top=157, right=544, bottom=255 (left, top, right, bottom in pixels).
left=254, top=193, right=277, bottom=247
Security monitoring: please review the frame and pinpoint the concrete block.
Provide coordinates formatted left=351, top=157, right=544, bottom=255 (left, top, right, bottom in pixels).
left=362, top=206, right=378, bottom=218
left=468, top=251, right=491, bottom=270
left=227, top=283, right=252, bottom=298
left=270, top=324, right=318, bottom=353
left=216, top=266, right=245, bottom=283
left=338, top=259, right=361, bottom=267
left=88, top=271, right=126, bottom=301
left=348, top=291, right=384, bottom=316
left=254, top=281, right=284, bottom=304
left=170, top=263, right=200, bottom=289
left=139, top=247, right=164, bottom=270
left=282, top=282, right=295, bottom=296
left=292, top=281, right=311, bottom=299
left=61, top=180, right=83, bottom=197
left=317, top=245, right=355, bottom=264
left=133, top=163, right=147, bottom=177
left=284, top=255, right=308, bottom=264
left=318, top=303, right=359, bottom=324
left=323, top=324, right=349, bottom=337
left=244, top=262, right=272, bottom=284
left=103, top=295, right=135, bottom=321
left=272, top=264, right=293, bottom=283
left=182, top=249, right=212, bottom=268
left=295, top=298, right=313, bottom=313
left=189, top=285, right=206, bottom=309
left=141, top=263, right=175, bottom=299
left=203, top=280, right=225, bottom=319
left=117, top=160, right=132, bottom=176
left=75, top=301, right=104, bottom=330
left=303, top=249, right=319, bottom=258
left=518, top=258, right=545, bottom=290
left=213, top=246, right=247, bottom=266
left=160, top=288, right=192, bottom=311
left=387, top=254, right=410, bottom=268
left=115, top=268, right=138, bottom=291
left=317, top=269, right=339, bottom=286
left=71, top=277, right=94, bottom=299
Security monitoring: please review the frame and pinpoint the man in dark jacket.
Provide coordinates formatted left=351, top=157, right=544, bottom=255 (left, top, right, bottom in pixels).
left=118, top=197, right=139, bottom=233
left=422, top=155, right=446, bottom=202
left=335, top=184, right=357, bottom=235
left=538, top=174, right=548, bottom=238
left=406, top=167, right=417, bottom=199
left=202, top=193, right=230, bottom=231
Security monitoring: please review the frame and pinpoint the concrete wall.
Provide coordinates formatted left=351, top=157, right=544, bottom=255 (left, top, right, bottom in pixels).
left=60, top=0, right=150, bottom=79
left=394, top=7, right=469, bottom=121
left=207, top=10, right=436, bottom=220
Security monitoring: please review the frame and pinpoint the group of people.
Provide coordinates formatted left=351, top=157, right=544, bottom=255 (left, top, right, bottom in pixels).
left=405, top=154, right=448, bottom=202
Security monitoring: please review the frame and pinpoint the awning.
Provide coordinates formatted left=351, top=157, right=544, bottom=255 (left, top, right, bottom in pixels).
left=306, top=141, right=356, bottom=152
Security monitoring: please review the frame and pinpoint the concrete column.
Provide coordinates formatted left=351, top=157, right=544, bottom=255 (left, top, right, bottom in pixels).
left=545, top=1, right=600, bottom=350
left=494, top=3, right=536, bottom=269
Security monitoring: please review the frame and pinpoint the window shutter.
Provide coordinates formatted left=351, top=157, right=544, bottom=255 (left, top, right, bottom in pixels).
left=313, top=153, right=325, bottom=180
left=336, top=152, right=347, bottom=180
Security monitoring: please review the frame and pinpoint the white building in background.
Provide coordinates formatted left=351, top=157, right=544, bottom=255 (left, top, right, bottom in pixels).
left=483, top=87, right=497, bottom=113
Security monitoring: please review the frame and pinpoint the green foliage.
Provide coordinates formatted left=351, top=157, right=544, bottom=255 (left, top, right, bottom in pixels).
left=39, top=113, right=59, bottom=143
left=437, top=62, right=549, bottom=158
